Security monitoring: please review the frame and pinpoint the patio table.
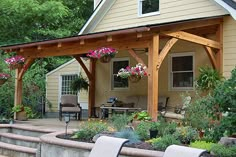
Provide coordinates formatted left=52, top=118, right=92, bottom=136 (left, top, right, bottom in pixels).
left=100, top=106, right=142, bottom=118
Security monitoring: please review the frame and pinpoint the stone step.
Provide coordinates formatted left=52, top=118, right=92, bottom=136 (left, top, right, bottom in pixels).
left=0, top=141, right=37, bottom=157
left=0, top=133, right=40, bottom=148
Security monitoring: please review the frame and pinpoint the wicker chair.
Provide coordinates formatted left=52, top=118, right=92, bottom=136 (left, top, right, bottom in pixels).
left=59, top=95, right=82, bottom=121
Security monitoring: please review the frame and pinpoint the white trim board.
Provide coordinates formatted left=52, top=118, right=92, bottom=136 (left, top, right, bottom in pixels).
left=46, top=59, right=76, bottom=77
left=214, top=0, right=236, bottom=20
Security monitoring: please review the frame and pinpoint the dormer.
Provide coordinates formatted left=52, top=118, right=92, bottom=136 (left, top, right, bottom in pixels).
left=138, top=0, right=160, bottom=17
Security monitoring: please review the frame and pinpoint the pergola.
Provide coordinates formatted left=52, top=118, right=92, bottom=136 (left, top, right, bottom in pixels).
left=0, top=17, right=223, bottom=121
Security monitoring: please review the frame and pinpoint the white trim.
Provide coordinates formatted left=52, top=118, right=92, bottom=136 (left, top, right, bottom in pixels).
left=168, top=52, right=195, bottom=91
left=110, top=57, right=130, bottom=91
left=46, top=59, right=76, bottom=76
left=214, top=0, right=236, bottom=20
left=137, top=0, right=160, bottom=17
left=79, top=0, right=117, bottom=35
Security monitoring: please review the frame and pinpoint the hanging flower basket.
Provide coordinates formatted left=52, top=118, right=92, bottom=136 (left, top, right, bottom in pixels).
left=129, top=75, right=141, bottom=83
left=5, top=55, right=25, bottom=70
left=0, top=73, right=10, bottom=86
left=87, top=47, right=117, bottom=63
left=117, top=63, right=147, bottom=83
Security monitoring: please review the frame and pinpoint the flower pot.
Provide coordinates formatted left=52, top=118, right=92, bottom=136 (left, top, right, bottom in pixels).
left=149, top=129, right=158, bottom=139
left=16, top=111, right=27, bottom=121
left=129, top=75, right=141, bottom=83
left=100, top=56, right=112, bottom=63
left=0, top=79, right=7, bottom=86
left=9, top=64, right=23, bottom=70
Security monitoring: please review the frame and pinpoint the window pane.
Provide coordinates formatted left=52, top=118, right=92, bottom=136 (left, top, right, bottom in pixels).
left=61, top=75, right=77, bottom=95
left=113, top=75, right=128, bottom=88
left=113, top=61, right=129, bottom=74
left=172, top=72, right=193, bottom=87
left=172, top=56, right=193, bottom=71
left=142, top=0, right=159, bottom=14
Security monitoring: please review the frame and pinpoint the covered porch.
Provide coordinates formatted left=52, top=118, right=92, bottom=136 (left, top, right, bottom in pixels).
left=1, top=16, right=223, bottom=121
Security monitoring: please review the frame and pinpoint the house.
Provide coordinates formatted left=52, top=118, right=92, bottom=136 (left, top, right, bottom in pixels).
left=45, top=59, right=89, bottom=118
left=1, top=0, right=236, bottom=120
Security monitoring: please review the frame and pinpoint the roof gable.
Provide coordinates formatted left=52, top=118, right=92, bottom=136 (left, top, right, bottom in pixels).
left=46, top=59, right=76, bottom=76
left=80, top=0, right=234, bottom=34
left=214, top=0, right=236, bottom=19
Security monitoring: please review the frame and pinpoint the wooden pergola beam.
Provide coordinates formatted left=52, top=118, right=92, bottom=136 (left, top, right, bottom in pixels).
left=88, top=58, right=96, bottom=117
left=204, top=46, right=217, bottom=69
left=128, top=49, right=147, bottom=68
left=157, top=38, right=178, bottom=69
left=163, top=31, right=221, bottom=49
left=74, top=55, right=92, bottom=80
left=18, top=58, right=35, bottom=80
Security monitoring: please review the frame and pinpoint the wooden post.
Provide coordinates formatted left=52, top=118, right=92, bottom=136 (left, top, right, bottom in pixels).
left=88, top=58, right=96, bottom=117
left=14, top=68, right=23, bottom=119
left=148, top=34, right=159, bottom=121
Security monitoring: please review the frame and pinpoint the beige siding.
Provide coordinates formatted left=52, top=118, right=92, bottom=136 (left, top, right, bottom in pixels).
left=94, top=40, right=212, bottom=111
left=94, top=0, right=227, bottom=32
left=223, top=16, right=236, bottom=78
left=46, top=60, right=89, bottom=112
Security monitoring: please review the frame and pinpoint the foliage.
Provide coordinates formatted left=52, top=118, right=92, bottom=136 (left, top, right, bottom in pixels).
left=135, top=121, right=151, bottom=140
left=73, top=122, right=108, bottom=141
left=87, top=47, right=117, bottom=59
left=109, top=114, right=130, bottom=131
left=115, top=129, right=140, bottom=145
left=190, top=140, right=215, bottom=151
left=211, top=144, right=236, bottom=157
left=0, top=73, right=10, bottom=80
left=132, top=111, right=152, bottom=121
left=149, top=121, right=161, bottom=131
left=71, top=75, right=89, bottom=92
left=11, top=105, right=35, bottom=118
left=174, top=126, right=198, bottom=144
left=152, top=134, right=180, bottom=151
left=159, top=121, right=177, bottom=136
left=117, top=63, right=148, bottom=79
left=196, top=66, right=223, bottom=91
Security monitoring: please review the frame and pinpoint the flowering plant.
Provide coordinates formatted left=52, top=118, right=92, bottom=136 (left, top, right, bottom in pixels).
left=0, top=73, right=10, bottom=80
left=117, top=63, right=147, bottom=79
left=87, top=47, right=117, bottom=59
left=5, top=55, right=25, bottom=65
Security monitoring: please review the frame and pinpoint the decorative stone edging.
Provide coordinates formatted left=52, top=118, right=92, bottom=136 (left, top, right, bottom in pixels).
left=40, top=130, right=164, bottom=157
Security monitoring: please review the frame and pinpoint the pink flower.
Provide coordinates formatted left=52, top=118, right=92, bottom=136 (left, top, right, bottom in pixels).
left=86, top=47, right=117, bottom=59
left=5, top=55, right=25, bottom=65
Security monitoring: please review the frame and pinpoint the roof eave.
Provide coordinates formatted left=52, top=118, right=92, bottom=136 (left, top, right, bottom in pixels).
left=214, top=0, right=236, bottom=20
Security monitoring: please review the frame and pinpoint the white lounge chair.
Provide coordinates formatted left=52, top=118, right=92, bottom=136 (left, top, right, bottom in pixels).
left=89, top=136, right=129, bottom=157
left=163, top=145, right=207, bottom=157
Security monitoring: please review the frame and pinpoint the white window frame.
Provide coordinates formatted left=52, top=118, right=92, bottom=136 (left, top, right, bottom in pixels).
left=138, top=0, right=160, bottom=17
left=111, top=58, right=130, bottom=91
left=168, top=52, right=195, bottom=91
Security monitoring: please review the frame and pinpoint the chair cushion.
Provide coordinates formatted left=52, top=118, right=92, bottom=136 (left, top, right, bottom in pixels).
left=62, top=107, right=81, bottom=112
left=164, top=111, right=184, bottom=119
left=61, top=95, right=78, bottom=106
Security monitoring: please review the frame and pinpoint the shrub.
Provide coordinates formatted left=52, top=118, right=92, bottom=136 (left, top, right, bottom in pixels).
left=211, top=144, right=236, bottom=157
left=152, top=134, right=180, bottom=151
left=190, top=140, right=215, bottom=151
left=132, top=111, right=151, bottom=121
left=135, top=121, right=151, bottom=140
left=159, top=121, right=177, bottom=136
left=73, top=121, right=108, bottom=141
left=109, top=114, right=130, bottom=131
left=174, top=126, right=198, bottom=144
left=115, top=129, right=140, bottom=145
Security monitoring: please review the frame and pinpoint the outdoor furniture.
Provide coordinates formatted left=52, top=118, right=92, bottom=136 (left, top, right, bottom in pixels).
left=163, top=145, right=208, bottom=157
left=161, top=96, right=191, bottom=120
left=100, top=106, right=142, bottom=118
left=89, top=136, right=129, bottom=157
left=59, top=95, right=82, bottom=121
left=158, top=96, right=169, bottom=111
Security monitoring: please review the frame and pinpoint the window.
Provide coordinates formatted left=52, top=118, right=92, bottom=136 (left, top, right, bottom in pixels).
left=138, top=0, right=160, bottom=17
left=111, top=58, right=129, bottom=89
left=61, top=75, right=78, bottom=95
left=169, top=53, right=194, bottom=90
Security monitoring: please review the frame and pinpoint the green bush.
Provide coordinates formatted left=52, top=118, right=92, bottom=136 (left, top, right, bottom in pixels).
left=190, top=140, right=215, bottom=151
left=159, top=122, right=177, bottom=136
left=174, top=126, right=198, bottom=144
left=135, top=121, right=151, bottom=140
left=73, top=122, right=108, bottom=141
left=109, top=114, right=130, bottom=131
left=132, top=111, right=151, bottom=121
left=115, top=129, right=140, bottom=144
left=211, top=144, right=236, bottom=157
left=152, top=134, right=180, bottom=151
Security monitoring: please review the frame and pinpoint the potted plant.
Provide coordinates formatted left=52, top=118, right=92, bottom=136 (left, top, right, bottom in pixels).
left=117, top=63, right=147, bottom=83
left=71, top=75, right=89, bottom=92
left=12, top=105, right=34, bottom=121
left=5, top=55, right=25, bottom=70
left=149, top=121, right=160, bottom=139
left=0, top=73, right=10, bottom=86
left=87, top=47, right=117, bottom=63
